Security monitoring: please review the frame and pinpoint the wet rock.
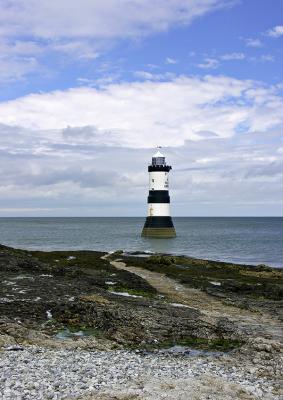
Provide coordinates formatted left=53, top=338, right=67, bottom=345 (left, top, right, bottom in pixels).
left=1, top=245, right=240, bottom=349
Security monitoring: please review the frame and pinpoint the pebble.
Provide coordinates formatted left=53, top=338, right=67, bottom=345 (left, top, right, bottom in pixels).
left=0, top=346, right=280, bottom=400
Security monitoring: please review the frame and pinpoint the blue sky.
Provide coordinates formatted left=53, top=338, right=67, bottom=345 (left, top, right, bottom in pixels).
left=0, top=0, right=283, bottom=216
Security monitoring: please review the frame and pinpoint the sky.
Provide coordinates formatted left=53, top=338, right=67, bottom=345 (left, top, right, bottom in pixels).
left=0, top=0, right=283, bottom=217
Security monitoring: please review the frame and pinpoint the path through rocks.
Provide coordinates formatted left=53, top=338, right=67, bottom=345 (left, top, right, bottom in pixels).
left=108, top=258, right=283, bottom=343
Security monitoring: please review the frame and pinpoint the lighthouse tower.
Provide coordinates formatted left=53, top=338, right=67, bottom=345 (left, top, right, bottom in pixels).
left=141, top=149, right=176, bottom=238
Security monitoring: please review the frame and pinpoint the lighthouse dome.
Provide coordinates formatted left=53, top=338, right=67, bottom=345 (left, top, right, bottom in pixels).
left=153, top=150, right=164, bottom=158
left=152, top=150, right=165, bottom=166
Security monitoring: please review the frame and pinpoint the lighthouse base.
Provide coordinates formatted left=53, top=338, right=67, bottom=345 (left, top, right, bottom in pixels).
left=141, top=216, right=176, bottom=238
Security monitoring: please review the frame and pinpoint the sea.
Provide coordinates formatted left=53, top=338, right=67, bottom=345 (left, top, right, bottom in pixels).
left=0, top=217, right=282, bottom=268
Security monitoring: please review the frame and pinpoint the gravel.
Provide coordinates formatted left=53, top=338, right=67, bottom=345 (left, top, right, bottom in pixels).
left=0, top=346, right=280, bottom=400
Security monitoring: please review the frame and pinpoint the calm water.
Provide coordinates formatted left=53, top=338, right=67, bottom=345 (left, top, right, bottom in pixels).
left=0, top=217, right=282, bottom=267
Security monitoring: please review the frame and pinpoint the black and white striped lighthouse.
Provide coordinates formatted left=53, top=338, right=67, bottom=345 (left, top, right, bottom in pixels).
left=141, top=149, right=176, bottom=238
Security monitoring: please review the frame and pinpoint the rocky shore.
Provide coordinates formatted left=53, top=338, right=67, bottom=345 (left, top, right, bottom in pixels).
left=0, top=244, right=282, bottom=399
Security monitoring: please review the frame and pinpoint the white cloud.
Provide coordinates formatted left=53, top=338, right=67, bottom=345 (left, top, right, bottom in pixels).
left=0, top=40, right=42, bottom=56
left=0, top=75, right=282, bottom=150
left=220, top=52, right=245, bottom=60
left=260, top=54, right=274, bottom=62
left=249, top=54, right=275, bottom=64
left=0, top=0, right=235, bottom=83
left=0, top=56, right=40, bottom=83
left=197, top=52, right=246, bottom=70
left=166, top=57, right=178, bottom=64
left=134, top=70, right=175, bottom=81
left=245, top=38, right=263, bottom=47
left=200, top=50, right=275, bottom=69
left=197, top=58, right=219, bottom=69
left=0, top=0, right=232, bottom=40
left=51, top=41, right=99, bottom=59
left=134, top=71, right=160, bottom=80
left=0, top=39, right=43, bottom=83
left=266, top=25, right=283, bottom=38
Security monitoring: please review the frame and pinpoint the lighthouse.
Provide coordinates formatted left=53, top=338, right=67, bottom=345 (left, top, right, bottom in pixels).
left=141, top=149, right=176, bottom=238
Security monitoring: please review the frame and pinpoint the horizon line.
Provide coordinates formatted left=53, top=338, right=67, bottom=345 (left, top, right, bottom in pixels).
left=0, top=216, right=282, bottom=218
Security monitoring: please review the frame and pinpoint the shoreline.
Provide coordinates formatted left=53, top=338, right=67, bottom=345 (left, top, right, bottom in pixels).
left=1, top=243, right=282, bottom=269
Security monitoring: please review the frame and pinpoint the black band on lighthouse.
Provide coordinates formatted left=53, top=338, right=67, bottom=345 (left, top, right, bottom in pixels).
left=148, top=165, right=172, bottom=172
left=143, top=216, right=175, bottom=228
left=147, top=190, right=170, bottom=203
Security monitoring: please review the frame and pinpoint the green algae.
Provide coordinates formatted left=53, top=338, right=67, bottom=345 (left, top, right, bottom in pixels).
left=122, top=254, right=283, bottom=301
left=31, top=249, right=157, bottom=297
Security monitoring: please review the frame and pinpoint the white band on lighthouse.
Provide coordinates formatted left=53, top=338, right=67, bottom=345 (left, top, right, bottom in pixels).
left=147, top=203, right=170, bottom=217
left=149, top=171, right=169, bottom=191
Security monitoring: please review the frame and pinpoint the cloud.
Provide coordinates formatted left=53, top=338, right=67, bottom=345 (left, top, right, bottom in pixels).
left=166, top=57, right=178, bottom=64
left=220, top=52, right=245, bottom=60
left=260, top=54, right=274, bottom=62
left=133, top=70, right=175, bottom=81
left=197, top=50, right=275, bottom=70
left=0, top=1, right=233, bottom=40
left=197, top=58, right=219, bottom=69
left=0, top=40, right=43, bottom=56
left=0, top=38, right=100, bottom=84
left=266, top=25, right=283, bottom=38
left=245, top=161, right=283, bottom=178
left=0, top=75, right=283, bottom=150
left=0, top=55, right=40, bottom=83
left=245, top=38, right=263, bottom=47
left=0, top=1, right=235, bottom=83
left=0, top=39, right=45, bottom=83
left=196, top=52, right=246, bottom=71
left=51, top=41, right=99, bottom=59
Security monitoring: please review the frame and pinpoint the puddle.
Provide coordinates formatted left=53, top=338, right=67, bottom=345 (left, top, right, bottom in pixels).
left=55, top=329, right=85, bottom=339
left=175, top=264, right=190, bottom=270
left=109, top=291, right=143, bottom=298
left=55, top=327, right=99, bottom=340
left=123, top=252, right=153, bottom=258
left=170, top=303, right=190, bottom=308
left=210, top=281, right=221, bottom=286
